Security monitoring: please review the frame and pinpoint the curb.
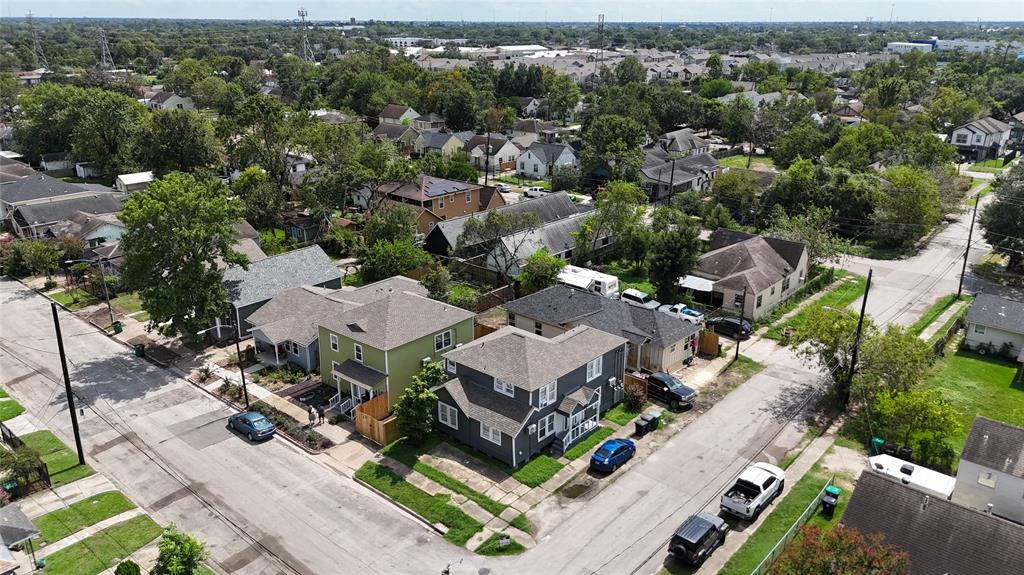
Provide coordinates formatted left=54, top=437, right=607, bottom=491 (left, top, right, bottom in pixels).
left=352, top=470, right=447, bottom=537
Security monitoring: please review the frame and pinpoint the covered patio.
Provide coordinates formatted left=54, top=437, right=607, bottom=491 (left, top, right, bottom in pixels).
left=328, top=359, right=388, bottom=417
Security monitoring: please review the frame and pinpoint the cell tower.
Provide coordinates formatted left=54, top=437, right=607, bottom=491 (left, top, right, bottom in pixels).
left=100, top=29, right=114, bottom=69
left=298, top=8, right=315, bottom=63
left=596, top=13, right=605, bottom=75
left=26, top=12, right=49, bottom=70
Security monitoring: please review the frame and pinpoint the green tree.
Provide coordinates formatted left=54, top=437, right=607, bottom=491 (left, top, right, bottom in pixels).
left=615, top=56, right=647, bottom=85
left=395, top=362, right=443, bottom=443
left=162, top=58, right=213, bottom=96
left=979, top=163, right=1024, bottom=272
left=152, top=524, right=208, bottom=575
left=702, top=202, right=739, bottom=230
left=227, top=94, right=293, bottom=188
left=576, top=181, right=648, bottom=262
left=711, top=170, right=761, bottom=222
left=421, top=264, right=451, bottom=301
left=706, top=53, right=723, bottom=79
left=647, top=214, right=701, bottom=302
left=789, top=305, right=873, bottom=405
left=856, top=324, right=934, bottom=400
left=134, top=109, right=220, bottom=177
left=518, top=248, right=566, bottom=294
left=765, top=206, right=849, bottom=267
left=72, top=89, right=146, bottom=177
left=457, top=211, right=541, bottom=284
left=770, top=121, right=829, bottom=168
left=925, top=87, right=981, bottom=135
left=19, top=240, right=62, bottom=279
left=230, top=167, right=283, bottom=230
left=0, top=72, right=19, bottom=120
left=114, top=560, right=142, bottom=575
left=120, top=173, right=246, bottom=337
left=873, top=166, right=940, bottom=248
left=363, top=204, right=417, bottom=246
left=872, top=388, right=961, bottom=456
left=617, top=225, right=653, bottom=272
left=719, top=96, right=754, bottom=147
left=423, top=70, right=478, bottom=131
left=824, top=123, right=895, bottom=171
left=546, top=74, right=581, bottom=122
left=448, top=284, right=480, bottom=310
left=698, top=78, right=733, bottom=99
left=358, top=240, right=431, bottom=283
left=580, top=114, right=646, bottom=183
left=321, top=224, right=358, bottom=258
left=772, top=525, right=910, bottom=575
left=13, top=83, right=86, bottom=161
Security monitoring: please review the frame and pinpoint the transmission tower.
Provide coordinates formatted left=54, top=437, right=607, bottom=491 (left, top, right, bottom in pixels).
left=99, top=28, right=114, bottom=69
left=596, top=13, right=605, bottom=75
left=26, top=12, right=49, bottom=70
left=298, top=8, right=315, bottom=63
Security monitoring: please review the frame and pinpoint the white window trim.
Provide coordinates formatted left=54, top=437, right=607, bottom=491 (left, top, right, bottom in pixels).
left=494, top=377, right=514, bottom=398
left=538, top=380, right=557, bottom=407
left=439, top=196, right=445, bottom=209
left=974, top=324, right=986, bottom=334
left=537, top=413, right=556, bottom=440
left=480, top=423, right=502, bottom=445
left=354, top=343, right=363, bottom=363
left=438, top=401, right=459, bottom=430
left=329, top=333, right=339, bottom=352
left=586, top=356, right=602, bottom=382
left=465, top=190, right=472, bottom=203
left=434, top=329, right=453, bottom=352
left=331, top=360, right=340, bottom=384
left=445, top=357, right=457, bottom=374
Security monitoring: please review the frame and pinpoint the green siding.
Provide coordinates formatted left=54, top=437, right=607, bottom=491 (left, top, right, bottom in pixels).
left=317, top=326, right=387, bottom=395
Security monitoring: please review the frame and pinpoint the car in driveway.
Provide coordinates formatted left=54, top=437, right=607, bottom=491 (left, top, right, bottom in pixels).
left=645, top=372, right=697, bottom=410
left=523, top=186, right=548, bottom=198
left=589, top=438, right=636, bottom=473
left=621, top=288, right=661, bottom=310
left=658, top=303, right=705, bottom=324
left=667, top=512, right=729, bottom=566
left=494, top=183, right=513, bottom=192
left=228, top=411, right=276, bottom=441
left=707, top=316, right=752, bottom=340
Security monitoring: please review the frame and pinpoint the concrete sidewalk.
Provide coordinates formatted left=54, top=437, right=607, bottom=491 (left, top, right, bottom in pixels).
left=18, top=474, right=120, bottom=519
left=918, top=299, right=968, bottom=341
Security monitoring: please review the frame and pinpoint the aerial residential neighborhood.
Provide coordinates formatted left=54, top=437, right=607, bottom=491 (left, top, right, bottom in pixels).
left=0, top=5, right=1023, bottom=575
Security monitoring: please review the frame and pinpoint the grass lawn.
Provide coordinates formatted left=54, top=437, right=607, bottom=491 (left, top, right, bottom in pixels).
left=604, top=402, right=651, bottom=426
left=49, top=289, right=100, bottom=311
left=721, top=355, right=765, bottom=381
left=133, top=311, right=151, bottom=323
left=970, top=159, right=1007, bottom=172
left=20, top=430, right=95, bottom=487
left=602, top=260, right=656, bottom=295
left=496, top=176, right=551, bottom=189
left=34, top=491, right=136, bottom=544
left=0, top=398, right=25, bottom=421
left=967, top=184, right=992, bottom=205
left=0, top=389, right=8, bottom=398
left=111, top=292, right=144, bottom=314
left=475, top=532, right=526, bottom=556
left=908, top=294, right=968, bottom=337
left=509, top=513, right=533, bottom=534
left=922, top=349, right=1023, bottom=456
left=719, top=155, right=775, bottom=169
left=843, top=243, right=914, bottom=260
left=716, top=461, right=846, bottom=575
left=764, top=275, right=867, bottom=340
left=355, top=461, right=482, bottom=546
left=449, top=442, right=564, bottom=488
left=563, top=426, right=615, bottom=460
left=41, top=514, right=162, bottom=575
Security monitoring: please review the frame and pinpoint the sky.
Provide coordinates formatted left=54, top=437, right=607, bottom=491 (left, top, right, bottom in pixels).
left=6, top=1, right=1024, bottom=23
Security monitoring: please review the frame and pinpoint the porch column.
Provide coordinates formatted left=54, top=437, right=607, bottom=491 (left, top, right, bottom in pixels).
left=274, top=345, right=279, bottom=365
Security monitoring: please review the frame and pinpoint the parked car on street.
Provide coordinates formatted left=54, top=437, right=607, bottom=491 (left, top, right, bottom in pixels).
left=621, top=288, right=661, bottom=310
left=658, top=303, right=705, bottom=324
left=667, top=512, right=729, bottom=566
left=645, top=372, right=697, bottom=410
left=494, top=183, right=513, bottom=192
left=589, top=438, right=636, bottom=473
left=228, top=411, right=276, bottom=441
left=523, top=186, right=548, bottom=198
left=707, top=316, right=752, bottom=339
left=720, top=462, right=785, bottom=520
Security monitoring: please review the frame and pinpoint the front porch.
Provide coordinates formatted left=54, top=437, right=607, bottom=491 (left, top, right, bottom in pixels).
left=250, top=328, right=317, bottom=373
left=551, top=386, right=602, bottom=456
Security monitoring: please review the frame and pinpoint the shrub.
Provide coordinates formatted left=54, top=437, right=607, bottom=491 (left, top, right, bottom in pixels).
left=114, top=560, right=142, bottom=575
left=43, top=279, right=57, bottom=290
left=448, top=284, right=480, bottom=311
left=623, top=387, right=645, bottom=412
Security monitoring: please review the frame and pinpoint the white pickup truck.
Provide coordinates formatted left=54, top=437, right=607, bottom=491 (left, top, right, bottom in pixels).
left=720, top=462, right=786, bottom=520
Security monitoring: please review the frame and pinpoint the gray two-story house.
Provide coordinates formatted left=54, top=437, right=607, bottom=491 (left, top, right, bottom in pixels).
left=436, top=325, right=627, bottom=468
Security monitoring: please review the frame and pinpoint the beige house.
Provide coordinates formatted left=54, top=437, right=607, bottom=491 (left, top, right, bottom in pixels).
left=963, top=294, right=1024, bottom=357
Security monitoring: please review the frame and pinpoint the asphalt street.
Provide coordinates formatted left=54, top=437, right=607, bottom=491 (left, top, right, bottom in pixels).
left=0, top=279, right=824, bottom=575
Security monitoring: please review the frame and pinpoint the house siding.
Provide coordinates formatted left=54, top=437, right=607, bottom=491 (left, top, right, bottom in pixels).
left=953, top=459, right=1024, bottom=524
left=964, top=324, right=1024, bottom=357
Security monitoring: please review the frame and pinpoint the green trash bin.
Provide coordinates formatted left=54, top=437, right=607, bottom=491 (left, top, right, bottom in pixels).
left=822, top=484, right=842, bottom=517
left=133, top=343, right=145, bottom=357
left=112, top=321, right=123, bottom=334
left=870, top=436, right=885, bottom=455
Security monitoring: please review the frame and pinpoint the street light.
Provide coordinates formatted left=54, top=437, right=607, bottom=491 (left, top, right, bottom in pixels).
left=195, top=326, right=250, bottom=409
left=65, top=257, right=114, bottom=327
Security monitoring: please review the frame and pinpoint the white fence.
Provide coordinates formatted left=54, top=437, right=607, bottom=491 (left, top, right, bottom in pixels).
left=749, top=475, right=835, bottom=575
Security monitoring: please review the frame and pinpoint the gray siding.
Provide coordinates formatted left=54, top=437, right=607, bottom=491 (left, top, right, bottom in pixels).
left=953, top=459, right=1024, bottom=524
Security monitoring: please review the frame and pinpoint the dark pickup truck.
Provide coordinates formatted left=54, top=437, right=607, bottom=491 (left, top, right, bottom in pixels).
left=645, top=372, right=698, bottom=411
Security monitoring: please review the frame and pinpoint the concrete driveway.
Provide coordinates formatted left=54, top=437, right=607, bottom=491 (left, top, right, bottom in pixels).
left=0, top=279, right=822, bottom=574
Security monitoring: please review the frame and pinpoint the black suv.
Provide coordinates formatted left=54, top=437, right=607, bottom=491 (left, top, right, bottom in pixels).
left=645, top=372, right=697, bottom=410
left=667, top=512, right=729, bottom=566
left=708, top=316, right=753, bottom=340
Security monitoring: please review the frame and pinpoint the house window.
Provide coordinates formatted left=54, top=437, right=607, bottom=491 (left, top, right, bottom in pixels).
left=537, top=413, right=556, bottom=439
left=534, top=321, right=543, bottom=335
left=586, top=356, right=602, bottom=382
left=756, top=294, right=763, bottom=308
left=480, top=423, right=502, bottom=445
left=538, top=381, right=557, bottom=407
left=734, top=294, right=744, bottom=307
left=975, top=134, right=983, bottom=143
left=978, top=471, right=997, bottom=488
left=955, top=133, right=968, bottom=144
left=494, top=377, right=514, bottom=397
left=448, top=194, right=454, bottom=204
left=438, top=401, right=459, bottom=429
left=601, top=237, right=609, bottom=247
left=445, top=358, right=457, bottom=374
left=466, top=191, right=472, bottom=203
left=354, top=343, right=363, bottom=363
left=330, top=334, right=339, bottom=352
left=439, top=195, right=445, bottom=209
left=533, top=164, right=538, bottom=173
left=508, top=312, right=516, bottom=326
left=783, top=277, right=791, bottom=291
left=974, top=324, right=986, bottom=335
left=770, top=285, right=776, bottom=295
left=519, top=161, right=525, bottom=170
left=434, top=330, right=453, bottom=352
left=331, top=361, right=340, bottom=384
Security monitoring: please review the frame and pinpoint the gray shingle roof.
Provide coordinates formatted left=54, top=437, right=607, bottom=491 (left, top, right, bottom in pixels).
left=334, top=359, right=387, bottom=388
left=379, top=104, right=415, bottom=120
left=498, top=211, right=595, bottom=261
left=961, top=116, right=1011, bottom=135
left=222, top=245, right=340, bottom=308
left=842, top=471, right=1024, bottom=575
left=966, top=293, right=1024, bottom=335
left=557, top=386, right=596, bottom=414
left=1, top=173, right=101, bottom=205
left=320, top=290, right=474, bottom=350
left=443, top=325, right=625, bottom=392
left=419, top=130, right=459, bottom=150
left=695, top=230, right=805, bottom=294
left=961, top=416, right=1024, bottom=479
left=0, top=156, right=37, bottom=184
left=372, top=122, right=416, bottom=140
left=13, top=194, right=125, bottom=228
left=524, top=142, right=575, bottom=164
left=0, top=505, right=39, bottom=546
left=442, top=376, right=533, bottom=436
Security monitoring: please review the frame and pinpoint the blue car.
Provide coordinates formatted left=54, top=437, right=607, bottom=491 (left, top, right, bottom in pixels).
left=228, top=411, right=276, bottom=441
left=589, top=438, right=636, bottom=473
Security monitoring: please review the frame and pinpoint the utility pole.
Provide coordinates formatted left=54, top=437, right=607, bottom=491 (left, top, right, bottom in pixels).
left=735, top=286, right=747, bottom=361
left=844, top=268, right=873, bottom=407
left=298, top=8, right=315, bottom=63
left=235, top=338, right=251, bottom=409
left=958, top=193, right=980, bottom=298
left=484, top=131, right=491, bottom=186
left=27, top=12, right=49, bottom=70
left=51, top=303, right=86, bottom=466
left=99, top=28, right=113, bottom=70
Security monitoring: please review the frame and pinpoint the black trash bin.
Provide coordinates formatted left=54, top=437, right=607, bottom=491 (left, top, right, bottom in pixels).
left=634, top=417, right=651, bottom=437
left=898, top=446, right=913, bottom=460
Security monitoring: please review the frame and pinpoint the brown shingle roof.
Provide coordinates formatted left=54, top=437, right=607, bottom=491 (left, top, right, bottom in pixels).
left=320, top=290, right=474, bottom=350
left=378, top=104, right=412, bottom=120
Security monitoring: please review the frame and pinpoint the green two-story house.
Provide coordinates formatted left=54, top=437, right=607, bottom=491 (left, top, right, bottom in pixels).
left=318, top=289, right=476, bottom=415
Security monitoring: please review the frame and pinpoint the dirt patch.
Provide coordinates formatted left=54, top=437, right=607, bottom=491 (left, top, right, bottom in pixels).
left=819, top=445, right=868, bottom=487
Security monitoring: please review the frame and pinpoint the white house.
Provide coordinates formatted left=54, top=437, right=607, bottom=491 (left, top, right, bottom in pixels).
left=950, top=117, right=1011, bottom=161
left=953, top=417, right=1024, bottom=524
left=148, top=91, right=195, bottom=111
left=516, top=143, right=577, bottom=179
left=377, top=104, right=420, bottom=126
left=114, top=171, right=155, bottom=194
left=39, top=152, right=73, bottom=172
left=464, top=135, right=521, bottom=173
left=963, top=293, right=1024, bottom=358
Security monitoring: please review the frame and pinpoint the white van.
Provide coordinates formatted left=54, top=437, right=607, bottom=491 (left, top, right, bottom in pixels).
left=557, top=265, right=620, bottom=298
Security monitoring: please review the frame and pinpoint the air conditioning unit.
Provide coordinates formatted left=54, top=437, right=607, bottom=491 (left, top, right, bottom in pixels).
left=421, top=357, right=431, bottom=366
left=527, top=424, right=537, bottom=434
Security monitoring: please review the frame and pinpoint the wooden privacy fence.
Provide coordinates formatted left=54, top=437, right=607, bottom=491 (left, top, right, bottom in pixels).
left=354, top=393, right=400, bottom=446
left=624, top=372, right=649, bottom=402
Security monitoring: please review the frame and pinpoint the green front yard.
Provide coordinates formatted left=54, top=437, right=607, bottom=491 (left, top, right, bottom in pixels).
left=0, top=398, right=25, bottom=421
left=475, top=532, right=526, bottom=556
left=49, top=289, right=100, bottom=311
left=41, top=515, right=162, bottom=575
left=922, top=349, right=1024, bottom=456
left=495, top=176, right=551, bottom=189
left=602, top=260, right=656, bottom=295
left=34, top=491, right=136, bottom=544
left=20, top=430, right=95, bottom=487
left=111, top=292, right=144, bottom=314
left=908, top=294, right=968, bottom=337
left=563, top=426, right=615, bottom=460
left=764, top=275, right=867, bottom=340
left=604, top=402, right=651, bottom=426
left=718, top=155, right=776, bottom=169
left=969, top=159, right=1007, bottom=173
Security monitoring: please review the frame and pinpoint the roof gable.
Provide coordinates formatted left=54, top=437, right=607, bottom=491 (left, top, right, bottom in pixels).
left=966, top=294, right=1024, bottom=334
left=320, top=290, right=474, bottom=350
left=961, top=416, right=1024, bottom=478
left=222, top=245, right=341, bottom=308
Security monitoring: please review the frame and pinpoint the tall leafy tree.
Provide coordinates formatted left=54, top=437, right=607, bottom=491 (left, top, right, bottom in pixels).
left=71, top=89, right=146, bottom=177
left=230, top=167, right=283, bottom=230
left=518, top=248, right=566, bottom=294
left=873, top=166, right=940, bottom=248
left=363, top=204, right=417, bottom=246
left=647, top=210, right=701, bottom=302
left=765, top=206, right=849, bottom=267
left=576, top=181, right=648, bottom=262
left=134, top=109, right=220, bottom=177
left=790, top=306, right=872, bottom=406
left=423, top=70, right=478, bottom=131
left=458, top=211, right=542, bottom=284
left=980, top=163, right=1024, bottom=272
left=546, top=74, right=581, bottom=123
left=614, top=56, right=647, bottom=85
left=226, top=93, right=293, bottom=188
left=773, top=525, right=910, bottom=575
left=120, top=173, right=246, bottom=337
left=580, top=115, right=646, bottom=183
left=395, top=362, right=444, bottom=443
left=358, top=240, right=431, bottom=283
